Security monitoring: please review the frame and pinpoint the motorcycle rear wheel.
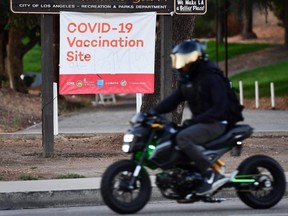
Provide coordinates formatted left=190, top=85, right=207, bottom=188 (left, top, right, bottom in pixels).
left=235, top=155, right=286, bottom=209
left=100, top=159, right=151, bottom=214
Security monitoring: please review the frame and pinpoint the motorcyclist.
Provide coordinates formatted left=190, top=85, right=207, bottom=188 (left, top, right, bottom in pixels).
left=150, top=39, right=229, bottom=196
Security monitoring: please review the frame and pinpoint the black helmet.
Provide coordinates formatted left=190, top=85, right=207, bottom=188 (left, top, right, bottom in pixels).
left=170, top=39, right=206, bottom=69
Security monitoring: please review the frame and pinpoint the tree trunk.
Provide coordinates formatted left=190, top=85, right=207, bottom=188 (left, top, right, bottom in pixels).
left=141, top=15, right=195, bottom=124
left=6, top=19, right=27, bottom=93
left=241, top=0, right=257, bottom=39
left=216, top=0, right=226, bottom=44
left=171, top=16, right=195, bottom=124
left=0, top=25, right=6, bottom=88
left=141, top=17, right=162, bottom=113
left=285, top=0, right=288, bottom=49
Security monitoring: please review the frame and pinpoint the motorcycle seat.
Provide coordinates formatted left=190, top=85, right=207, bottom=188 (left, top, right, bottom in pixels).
left=203, top=124, right=253, bottom=149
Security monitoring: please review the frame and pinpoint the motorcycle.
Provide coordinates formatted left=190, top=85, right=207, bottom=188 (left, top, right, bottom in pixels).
left=100, top=113, right=286, bottom=214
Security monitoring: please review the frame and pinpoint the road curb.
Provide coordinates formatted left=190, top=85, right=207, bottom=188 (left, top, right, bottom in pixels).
left=1, top=181, right=287, bottom=210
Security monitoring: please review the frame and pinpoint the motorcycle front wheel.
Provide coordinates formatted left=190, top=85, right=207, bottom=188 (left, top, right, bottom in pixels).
left=100, top=159, right=152, bottom=214
left=235, top=155, right=286, bottom=209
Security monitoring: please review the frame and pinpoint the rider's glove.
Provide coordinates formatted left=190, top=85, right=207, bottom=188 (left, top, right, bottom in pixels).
left=146, top=108, right=158, bottom=117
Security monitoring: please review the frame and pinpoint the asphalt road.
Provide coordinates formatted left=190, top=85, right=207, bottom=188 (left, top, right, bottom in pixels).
left=1, top=198, right=287, bottom=216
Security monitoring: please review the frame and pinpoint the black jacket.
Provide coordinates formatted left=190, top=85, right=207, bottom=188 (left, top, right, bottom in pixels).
left=154, top=60, right=228, bottom=124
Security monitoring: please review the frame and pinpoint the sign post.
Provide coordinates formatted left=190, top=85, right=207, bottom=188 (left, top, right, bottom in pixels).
left=41, top=15, right=54, bottom=157
left=160, top=15, right=173, bottom=121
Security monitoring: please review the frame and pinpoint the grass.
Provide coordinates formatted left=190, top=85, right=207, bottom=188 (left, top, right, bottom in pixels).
left=205, top=41, right=272, bottom=62
left=23, top=44, right=41, bottom=73
left=229, top=60, right=288, bottom=98
left=56, top=173, right=85, bottom=179
left=15, top=172, right=85, bottom=181
left=12, top=115, right=21, bottom=130
left=20, top=174, right=39, bottom=180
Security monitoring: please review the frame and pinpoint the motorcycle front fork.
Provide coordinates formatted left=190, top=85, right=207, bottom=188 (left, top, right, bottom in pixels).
left=128, top=148, right=148, bottom=189
left=128, top=165, right=142, bottom=189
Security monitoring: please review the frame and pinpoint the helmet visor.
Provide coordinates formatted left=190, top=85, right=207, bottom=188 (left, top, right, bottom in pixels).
left=170, top=51, right=200, bottom=69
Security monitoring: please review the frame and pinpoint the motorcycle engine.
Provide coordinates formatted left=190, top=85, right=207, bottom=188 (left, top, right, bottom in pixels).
left=155, top=169, right=202, bottom=199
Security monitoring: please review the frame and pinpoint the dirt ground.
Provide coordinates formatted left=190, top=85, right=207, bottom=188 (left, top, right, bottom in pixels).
left=0, top=135, right=287, bottom=181
left=0, top=11, right=288, bottom=181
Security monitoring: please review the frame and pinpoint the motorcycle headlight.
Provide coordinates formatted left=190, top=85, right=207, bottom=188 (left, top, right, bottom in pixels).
left=122, top=143, right=131, bottom=153
left=123, top=134, right=134, bottom=143
left=122, top=134, right=135, bottom=153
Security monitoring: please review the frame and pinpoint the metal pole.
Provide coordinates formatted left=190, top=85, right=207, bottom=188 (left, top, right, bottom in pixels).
left=224, top=0, right=228, bottom=77
left=239, top=81, right=243, bottom=106
left=215, top=0, right=219, bottom=66
left=270, top=82, right=275, bottom=109
left=53, top=82, right=58, bottom=135
left=255, top=81, right=259, bottom=109
left=136, top=93, right=142, bottom=113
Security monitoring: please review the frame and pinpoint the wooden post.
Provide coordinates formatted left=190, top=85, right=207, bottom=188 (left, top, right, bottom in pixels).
left=41, top=15, right=54, bottom=157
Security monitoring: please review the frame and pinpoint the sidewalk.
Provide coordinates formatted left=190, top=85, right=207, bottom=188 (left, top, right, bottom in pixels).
left=2, top=103, right=288, bottom=137
left=0, top=176, right=163, bottom=209
left=0, top=102, right=288, bottom=209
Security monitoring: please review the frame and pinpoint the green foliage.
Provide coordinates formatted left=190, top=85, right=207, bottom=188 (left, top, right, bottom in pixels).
left=194, top=16, right=216, bottom=38
left=56, top=173, right=85, bottom=179
left=23, top=44, right=41, bottom=72
left=12, top=115, right=21, bottom=129
left=205, top=41, right=273, bottom=62
left=269, top=0, right=284, bottom=25
left=20, top=174, right=39, bottom=180
left=7, top=14, right=40, bottom=32
left=229, top=60, right=288, bottom=98
left=194, top=1, right=217, bottom=38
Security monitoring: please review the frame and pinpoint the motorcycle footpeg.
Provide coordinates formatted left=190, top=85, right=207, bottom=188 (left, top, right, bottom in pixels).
left=176, top=194, right=199, bottom=204
left=203, top=197, right=226, bottom=203
left=230, top=142, right=243, bottom=156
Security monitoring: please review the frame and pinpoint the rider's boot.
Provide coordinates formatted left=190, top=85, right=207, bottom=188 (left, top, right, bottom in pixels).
left=177, top=170, right=225, bottom=203
left=196, top=168, right=224, bottom=196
